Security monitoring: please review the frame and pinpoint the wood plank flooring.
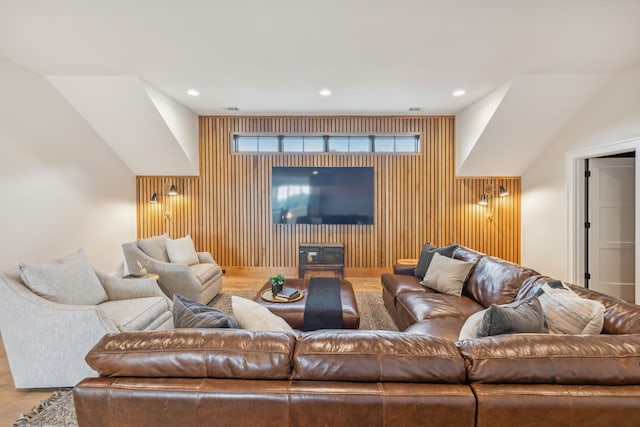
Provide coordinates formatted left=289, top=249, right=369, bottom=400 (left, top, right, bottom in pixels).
left=0, top=275, right=383, bottom=425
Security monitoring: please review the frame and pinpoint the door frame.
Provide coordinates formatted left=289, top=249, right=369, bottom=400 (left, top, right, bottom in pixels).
left=566, top=137, right=640, bottom=303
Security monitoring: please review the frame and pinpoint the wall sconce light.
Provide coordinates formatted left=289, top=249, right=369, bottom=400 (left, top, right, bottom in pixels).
left=478, top=183, right=509, bottom=205
left=149, top=183, right=179, bottom=226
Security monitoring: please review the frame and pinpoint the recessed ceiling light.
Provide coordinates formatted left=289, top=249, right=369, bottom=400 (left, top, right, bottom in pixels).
left=452, top=89, right=466, bottom=97
left=319, top=88, right=332, bottom=97
left=187, top=89, right=200, bottom=97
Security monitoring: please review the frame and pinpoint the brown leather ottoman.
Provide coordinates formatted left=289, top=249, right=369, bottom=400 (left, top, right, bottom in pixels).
left=253, top=278, right=360, bottom=329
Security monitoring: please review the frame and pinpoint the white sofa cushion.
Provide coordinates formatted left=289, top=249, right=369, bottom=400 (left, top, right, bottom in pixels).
left=19, top=249, right=108, bottom=305
left=232, top=296, right=295, bottom=334
left=99, top=296, right=170, bottom=332
left=166, top=235, right=199, bottom=266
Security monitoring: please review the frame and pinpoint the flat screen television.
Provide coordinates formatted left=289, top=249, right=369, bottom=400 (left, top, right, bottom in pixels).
left=272, top=166, right=374, bottom=225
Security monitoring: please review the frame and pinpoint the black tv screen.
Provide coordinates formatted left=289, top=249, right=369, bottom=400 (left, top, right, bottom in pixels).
left=272, top=167, right=374, bottom=225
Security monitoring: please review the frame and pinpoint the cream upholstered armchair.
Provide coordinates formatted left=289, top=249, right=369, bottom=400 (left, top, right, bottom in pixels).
left=122, top=235, right=222, bottom=305
left=0, top=249, right=173, bottom=388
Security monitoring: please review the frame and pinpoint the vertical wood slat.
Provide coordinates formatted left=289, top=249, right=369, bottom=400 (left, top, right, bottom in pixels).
left=135, top=116, right=522, bottom=269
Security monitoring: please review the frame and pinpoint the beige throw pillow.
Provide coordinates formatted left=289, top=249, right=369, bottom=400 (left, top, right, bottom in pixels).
left=19, top=249, right=108, bottom=305
left=536, top=280, right=605, bottom=334
left=420, top=252, right=474, bottom=296
left=137, top=234, right=170, bottom=262
left=166, top=235, right=199, bottom=266
left=458, top=309, right=486, bottom=340
left=231, top=296, right=295, bottom=334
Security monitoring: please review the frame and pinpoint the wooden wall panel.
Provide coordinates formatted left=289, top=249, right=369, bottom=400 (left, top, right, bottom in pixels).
left=136, top=116, right=521, bottom=270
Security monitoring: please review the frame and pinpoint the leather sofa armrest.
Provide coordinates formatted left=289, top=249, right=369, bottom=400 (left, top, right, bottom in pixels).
left=393, top=264, right=416, bottom=276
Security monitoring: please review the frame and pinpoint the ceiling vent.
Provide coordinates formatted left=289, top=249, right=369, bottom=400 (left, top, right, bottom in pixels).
left=409, top=107, right=422, bottom=112
left=225, top=107, right=239, bottom=111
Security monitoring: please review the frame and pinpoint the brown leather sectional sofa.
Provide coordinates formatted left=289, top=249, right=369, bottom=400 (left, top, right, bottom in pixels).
left=74, top=246, right=640, bottom=427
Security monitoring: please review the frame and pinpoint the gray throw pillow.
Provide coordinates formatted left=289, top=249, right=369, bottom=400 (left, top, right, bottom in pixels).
left=420, top=253, right=474, bottom=296
left=173, top=294, right=239, bottom=328
left=137, top=234, right=170, bottom=262
left=414, top=242, right=459, bottom=278
left=475, top=296, right=545, bottom=338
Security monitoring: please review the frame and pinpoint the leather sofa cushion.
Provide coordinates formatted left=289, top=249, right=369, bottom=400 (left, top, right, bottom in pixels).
left=456, top=334, right=640, bottom=385
left=463, top=256, right=537, bottom=307
left=397, top=292, right=484, bottom=321
left=293, top=330, right=466, bottom=383
left=453, top=246, right=485, bottom=264
left=404, top=318, right=466, bottom=341
left=381, top=272, right=424, bottom=296
left=86, top=329, right=295, bottom=379
left=472, top=384, right=640, bottom=427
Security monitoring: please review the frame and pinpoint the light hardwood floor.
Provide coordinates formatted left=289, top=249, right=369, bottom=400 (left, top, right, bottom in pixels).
left=0, top=275, right=383, bottom=425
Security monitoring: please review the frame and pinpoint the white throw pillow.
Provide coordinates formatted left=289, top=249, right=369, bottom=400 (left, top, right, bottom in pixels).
left=166, top=235, right=199, bottom=266
left=420, top=252, right=474, bottom=296
left=458, top=309, right=486, bottom=340
left=536, top=280, right=605, bottom=334
left=231, top=296, right=295, bottom=334
left=19, top=249, right=108, bottom=305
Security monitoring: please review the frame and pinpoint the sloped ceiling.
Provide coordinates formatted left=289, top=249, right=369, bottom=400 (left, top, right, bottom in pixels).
left=455, top=74, right=610, bottom=176
left=47, top=76, right=199, bottom=176
left=1, top=1, right=640, bottom=177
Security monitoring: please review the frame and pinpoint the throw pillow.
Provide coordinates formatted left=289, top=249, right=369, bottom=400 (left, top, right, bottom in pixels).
left=19, top=249, right=108, bottom=305
left=535, top=280, right=605, bottom=334
left=414, top=243, right=459, bottom=278
left=420, top=252, right=474, bottom=296
left=166, top=235, right=199, bottom=266
left=458, top=309, right=486, bottom=340
left=231, top=296, right=295, bottom=334
left=137, top=234, right=170, bottom=262
left=173, top=294, right=239, bottom=328
left=475, top=296, right=546, bottom=338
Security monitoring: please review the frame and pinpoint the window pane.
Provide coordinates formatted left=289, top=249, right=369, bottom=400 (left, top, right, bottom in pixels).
left=258, top=136, right=279, bottom=152
left=303, top=136, right=324, bottom=152
left=374, top=136, right=394, bottom=152
left=328, top=136, right=349, bottom=152
left=349, top=136, right=370, bottom=152
left=236, top=136, right=258, bottom=152
left=395, top=136, right=417, bottom=152
left=282, top=136, right=303, bottom=152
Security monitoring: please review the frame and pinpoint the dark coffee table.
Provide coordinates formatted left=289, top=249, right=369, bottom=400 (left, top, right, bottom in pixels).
left=253, top=278, right=360, bottom=329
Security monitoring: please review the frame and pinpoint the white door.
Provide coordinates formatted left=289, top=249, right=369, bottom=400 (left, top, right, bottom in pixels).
left=588, top=157, right=635, bottom=303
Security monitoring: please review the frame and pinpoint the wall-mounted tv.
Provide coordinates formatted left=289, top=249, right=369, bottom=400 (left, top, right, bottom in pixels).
left=272, top=167, right=374, bottom=225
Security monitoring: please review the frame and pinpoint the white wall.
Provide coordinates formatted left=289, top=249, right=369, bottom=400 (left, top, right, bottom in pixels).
left=522, top=62, right=640, bottom=279
left=0, top=58, right=137, bottom=273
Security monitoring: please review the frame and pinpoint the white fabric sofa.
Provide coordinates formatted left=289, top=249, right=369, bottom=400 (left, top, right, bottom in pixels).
left=0, top=250, right=173, bottom=388
left=122, top=235, right=223, bottom=304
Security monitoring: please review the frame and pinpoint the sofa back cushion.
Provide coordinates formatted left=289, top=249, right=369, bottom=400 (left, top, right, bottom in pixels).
left=456, top=334, right=640, bottom=385
left=463, top=256, right=537, bottom=307
left=137, top=235, right=170, bottom=262
left=292, top=330, right=466, bottom=383
left=453, top=246, right=485, bottom=265
left=19, top=249, right=108, bottom=305
left=86, top=329, right=295, bottom=380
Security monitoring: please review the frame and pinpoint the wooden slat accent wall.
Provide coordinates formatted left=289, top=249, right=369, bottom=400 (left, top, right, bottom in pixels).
left=136, top=116, right=521, bottom=269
